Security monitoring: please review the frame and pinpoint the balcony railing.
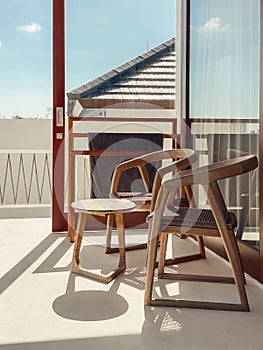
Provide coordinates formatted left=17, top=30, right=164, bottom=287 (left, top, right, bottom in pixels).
left=0, top=150, right=52, bottom=217
left=0, top=117, right=259, bottom=228
left=191, top=117, right=260, bottom=247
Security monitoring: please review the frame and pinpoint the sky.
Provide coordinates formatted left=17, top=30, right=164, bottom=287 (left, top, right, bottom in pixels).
left=190, top=0, right=260, bottom=119
left=0, top=0, right=260, bottom=120
left=0, top=0, right=176, bottom=118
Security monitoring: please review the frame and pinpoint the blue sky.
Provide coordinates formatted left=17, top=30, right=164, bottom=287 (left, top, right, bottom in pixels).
left=0, top=0, right=259, bottom=120
left=0, top=0, right=175, bottom=118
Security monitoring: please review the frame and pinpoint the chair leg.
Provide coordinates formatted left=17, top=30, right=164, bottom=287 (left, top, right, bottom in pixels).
left=226, top=240, right=249, bottom=310
left=217, top=226, right=249, bottom=311
left=106, top=212, right=148, bottom=254
left=105, top=214, right=114, bottom=254
left=158, top=233, right=168, bottom=275
left=226, top=228, right=247, bottom=284
left=144, top=234, right=159, bottom=305
left=160, top=234, right=206, bottom=268
left=197, top=236, right=206, bottom=258
left=206, top=186, right=249, bottom=311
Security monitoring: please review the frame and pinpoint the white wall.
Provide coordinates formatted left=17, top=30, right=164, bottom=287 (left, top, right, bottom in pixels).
left=0, top=119, right=52, bottom=150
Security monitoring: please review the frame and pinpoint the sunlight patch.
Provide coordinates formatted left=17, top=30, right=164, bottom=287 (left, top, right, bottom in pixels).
left=160, top=311, right=182, bottom=332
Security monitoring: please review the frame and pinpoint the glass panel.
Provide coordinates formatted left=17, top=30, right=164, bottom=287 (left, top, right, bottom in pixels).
left=0, top=0, right=52, bottom=119
left=190, top=0, right=260, bottom=250
left=65, top=1, right=176, bottom=206
left=0, top=1, right=52, bottom=218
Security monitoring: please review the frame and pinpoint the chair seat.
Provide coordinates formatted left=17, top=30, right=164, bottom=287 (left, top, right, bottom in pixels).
left=162, top=207, right=237, bottom=230
left=116, top=191, right=152, bottom=205
left=116, top=193, right=190, bottom=207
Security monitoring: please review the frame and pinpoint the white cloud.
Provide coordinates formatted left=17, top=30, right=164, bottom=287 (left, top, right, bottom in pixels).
left=17, top=22, right=42, bottom=33
left=0, top=40, right=2, bottom=47
left=198, top=17, right=231, bottom=32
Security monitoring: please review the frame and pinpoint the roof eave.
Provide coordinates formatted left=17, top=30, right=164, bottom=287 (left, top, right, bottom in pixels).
left=67, top=37, right=175, bottom=100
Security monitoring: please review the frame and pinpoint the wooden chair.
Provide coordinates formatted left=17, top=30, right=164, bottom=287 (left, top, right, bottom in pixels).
left=105, top=148, right=199, bottom=255
left=144, top=155, right=258, bottom=311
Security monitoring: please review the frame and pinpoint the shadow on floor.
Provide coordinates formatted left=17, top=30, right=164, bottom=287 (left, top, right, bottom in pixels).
left=0, top=233, right=70, bottom=295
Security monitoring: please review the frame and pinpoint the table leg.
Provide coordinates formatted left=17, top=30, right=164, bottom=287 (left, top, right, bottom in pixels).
left=71, top=212, right=86, bottom=270
left=71, top=211, right=126, bottom=284
left=105, top=213, right=114, bottom=254
left=115, top=212, right=126, bottom=270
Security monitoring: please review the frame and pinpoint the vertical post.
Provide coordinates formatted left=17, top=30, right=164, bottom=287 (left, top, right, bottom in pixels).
left=185, top=0, right=192, bottom=148
left=68, top=117, right=76, bottom=241
left=185, top=0, right=190, bottom=126
left=52, top=0, right=67, bottom=232
left=176, top=0, right=192, bottom=148
left=259, top=0, right=263, bottom=283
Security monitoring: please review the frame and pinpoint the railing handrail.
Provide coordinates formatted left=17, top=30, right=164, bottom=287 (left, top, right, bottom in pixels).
left=0, top=150, right=52, bottom=154
left=189, top=118, right=259, bottom=123
left=68, top=116, right=177, bottom=122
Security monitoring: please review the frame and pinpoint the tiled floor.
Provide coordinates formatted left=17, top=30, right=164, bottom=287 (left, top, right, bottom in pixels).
left=1, top=218, right=263, bottom=350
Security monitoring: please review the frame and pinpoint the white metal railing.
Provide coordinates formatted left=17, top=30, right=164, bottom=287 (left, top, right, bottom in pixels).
left=0, top=150, right=52, bottom=206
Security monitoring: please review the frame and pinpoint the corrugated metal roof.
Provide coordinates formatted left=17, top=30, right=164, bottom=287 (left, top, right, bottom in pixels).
left=67, top=37, right=176, bottom=104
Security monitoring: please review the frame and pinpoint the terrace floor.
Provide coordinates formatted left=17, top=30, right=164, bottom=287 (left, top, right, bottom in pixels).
left=1, top=217, right=263, bottom=350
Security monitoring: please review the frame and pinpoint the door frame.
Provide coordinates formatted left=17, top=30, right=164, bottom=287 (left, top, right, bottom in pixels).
left=52, top=0, right=67, bottom=232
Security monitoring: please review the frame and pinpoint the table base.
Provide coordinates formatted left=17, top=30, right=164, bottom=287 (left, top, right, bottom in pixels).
left=71, top=210, right=126, bottom=284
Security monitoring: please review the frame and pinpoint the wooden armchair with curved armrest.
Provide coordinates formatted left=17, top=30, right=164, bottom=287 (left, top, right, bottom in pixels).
left=145, top=155, right=258, bottom=311
left=105, top=148, right=200, bottom=256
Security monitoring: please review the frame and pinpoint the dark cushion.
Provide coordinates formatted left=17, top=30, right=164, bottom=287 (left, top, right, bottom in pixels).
left=89, top=133, right=163, bottom=198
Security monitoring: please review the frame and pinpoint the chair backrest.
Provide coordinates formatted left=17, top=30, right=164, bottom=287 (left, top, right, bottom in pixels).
left=110, top=148, right=197, bottom=210
left=150, top=149, right=197, bottom=210
left=88, top=133, right=163, bottom=197
left=152, top=155, right=258, bottom=226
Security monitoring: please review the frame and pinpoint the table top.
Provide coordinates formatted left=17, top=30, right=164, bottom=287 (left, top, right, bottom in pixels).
left=71, top=198, right=136, bottom=213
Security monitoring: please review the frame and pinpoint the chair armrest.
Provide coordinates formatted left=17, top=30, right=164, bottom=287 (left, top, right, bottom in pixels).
left=113, top=148, right=196, bottom=174
left=163, top=155, right=258, bottom=190
left=146, top=211, right=154, bottom=223
left=110, top=157, right=152, bottom=194
left=157, top=154, right=197, bottom=178
left=110, top=149, right=170, bottom=195
left=226, top=148, right=251, bottom=159
left=110, top=148, right=197, bottom=195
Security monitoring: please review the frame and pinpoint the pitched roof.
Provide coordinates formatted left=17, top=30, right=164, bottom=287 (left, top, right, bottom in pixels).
left=67, top=38, right=175, bottom=115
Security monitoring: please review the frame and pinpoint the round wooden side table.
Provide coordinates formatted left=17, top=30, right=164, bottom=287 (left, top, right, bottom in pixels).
left=71, top=198, right=135, bottom=283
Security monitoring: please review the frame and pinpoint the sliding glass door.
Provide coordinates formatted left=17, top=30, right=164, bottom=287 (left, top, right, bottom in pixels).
left=177, top=0, right=262, bottom=281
